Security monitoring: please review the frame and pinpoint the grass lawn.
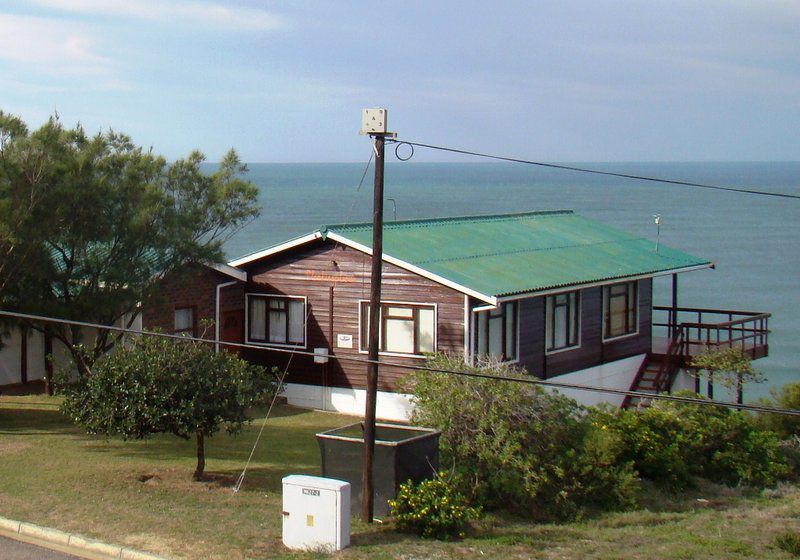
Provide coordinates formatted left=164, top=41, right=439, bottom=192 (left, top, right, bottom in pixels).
left=1, top=394, right=799, bottom=560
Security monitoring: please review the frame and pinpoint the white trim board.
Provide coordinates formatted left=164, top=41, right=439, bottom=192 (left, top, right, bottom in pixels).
left=226, top=229, right=712, bottom=308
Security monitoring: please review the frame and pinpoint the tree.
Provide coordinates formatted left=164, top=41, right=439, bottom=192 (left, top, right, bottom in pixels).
left=690, top=346, right=763, bottom=404
left=57, top=334, right=279, bottom=480
left=756, top=383, right=800, bottom=438
left=0, top=111, right=259, bottom=380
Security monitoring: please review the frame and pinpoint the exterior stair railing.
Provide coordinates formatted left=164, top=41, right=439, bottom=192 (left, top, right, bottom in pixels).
left=622, top=306, right=770, bottom=409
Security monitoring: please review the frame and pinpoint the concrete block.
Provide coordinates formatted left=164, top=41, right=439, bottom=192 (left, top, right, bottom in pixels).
left=121, top=547, right=167, bottom=560
left=18, top=522, right=71, bottom=545
left=69, top=534, right=123, bottom=557
left=0, top=516, right=21, bottom=533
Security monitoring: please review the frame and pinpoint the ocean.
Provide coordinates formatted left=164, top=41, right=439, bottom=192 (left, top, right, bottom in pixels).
left=222, top=161, right=800, bottom=401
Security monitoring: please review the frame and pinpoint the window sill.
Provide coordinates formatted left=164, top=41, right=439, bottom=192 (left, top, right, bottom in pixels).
left=545, top=344, right=581, bottom=356
left=358, top=349, right=430, bottom=360
left=602, top=330, right=640, bottom=343
left=246, top=339, right=307, bottom=350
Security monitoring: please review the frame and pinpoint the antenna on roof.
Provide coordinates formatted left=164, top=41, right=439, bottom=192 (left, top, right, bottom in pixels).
left=653, top=214, right=662, bottom=253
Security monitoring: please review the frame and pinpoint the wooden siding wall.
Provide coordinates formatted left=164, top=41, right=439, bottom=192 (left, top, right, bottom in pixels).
left=516, top=278, right=652, bottom=378
left=243, top=240, right=465, bottom=392
left=142, top=264, right=245, bottom=339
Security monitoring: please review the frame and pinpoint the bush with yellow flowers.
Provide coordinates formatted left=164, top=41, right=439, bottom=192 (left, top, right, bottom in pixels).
left=388, top=472, right=480, bottom=540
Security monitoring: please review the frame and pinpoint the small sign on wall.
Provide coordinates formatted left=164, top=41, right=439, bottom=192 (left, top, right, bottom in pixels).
left=336, top=334, right=353, bottom=349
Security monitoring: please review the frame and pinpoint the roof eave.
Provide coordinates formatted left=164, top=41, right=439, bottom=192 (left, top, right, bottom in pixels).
left=228, top=232, right=323, bottom=268
left=494, top=262, right=714, bottom=303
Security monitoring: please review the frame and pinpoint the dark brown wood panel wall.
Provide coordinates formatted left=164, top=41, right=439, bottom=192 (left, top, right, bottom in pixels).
left=142, top=264, right=244, bottom=339
left=242, top=240, right=465, bottom=392
left=516, top=278, right=653, bottom=378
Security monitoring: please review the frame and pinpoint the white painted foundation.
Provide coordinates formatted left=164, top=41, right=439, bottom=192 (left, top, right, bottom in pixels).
left=544, top=354, right=647, bottom=408
left=282, top=383, right=414, bottom=422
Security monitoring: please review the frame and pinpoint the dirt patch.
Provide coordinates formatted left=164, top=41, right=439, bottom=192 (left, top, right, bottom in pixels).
left=137, top=473, right=162, bottom=485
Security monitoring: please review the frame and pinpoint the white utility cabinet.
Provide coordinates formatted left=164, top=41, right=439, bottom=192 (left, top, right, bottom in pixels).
left=282, top=475, right=350, bottom=552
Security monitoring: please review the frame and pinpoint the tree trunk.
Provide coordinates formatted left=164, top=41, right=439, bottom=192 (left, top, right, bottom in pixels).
left=707, top=372, right=714, bottom=400
left=736, top=373, right=744, bottom=408
left=193, top=431, right=205, bottom=481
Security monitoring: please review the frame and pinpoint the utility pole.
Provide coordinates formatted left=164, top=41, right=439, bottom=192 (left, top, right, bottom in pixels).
left=359, top=108, right=393, bottom=523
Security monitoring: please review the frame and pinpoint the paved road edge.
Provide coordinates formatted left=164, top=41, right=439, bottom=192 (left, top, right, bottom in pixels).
left=0, top=516, right=167, bottom=560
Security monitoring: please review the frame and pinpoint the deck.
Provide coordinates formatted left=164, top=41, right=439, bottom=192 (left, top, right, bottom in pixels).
left=622, top=306, right=770, bottom=408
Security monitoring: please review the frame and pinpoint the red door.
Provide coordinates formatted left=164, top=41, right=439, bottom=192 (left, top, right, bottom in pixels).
left=221, top=309, right=244, bottom=354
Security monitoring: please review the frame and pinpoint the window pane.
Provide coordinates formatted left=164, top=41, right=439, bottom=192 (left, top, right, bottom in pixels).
left=545, top=297, right=554, bottom=348
left=269, top=307, right=287, bottom=343
left=477, top=312, right=488, bottom=354
left=249, top=299, right=266, bottom=340
left=504, top=303, right=515, bottom=359
left=385, top=318, right=414, bottom=353
left=288, top=299, right=305, bottom=343
left=361, top=303, right=370, bottom=350
left=554, top=304, right=567, bottom=348
left=570, top=293, right=580, bottom=345
left=417, top=308, right=435, bottom=352
left=174, top=308, right=193, bottom=332
left=608, top=294, right=626, bottom=337
left=269, top=299, right=285, bottom=310
left=386, top=306, right=413, bottom=318
left=488, top=316, right=503, bottom=357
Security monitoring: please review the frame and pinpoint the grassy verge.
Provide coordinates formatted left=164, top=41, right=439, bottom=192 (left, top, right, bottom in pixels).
left=1, top=395, right=799, bottom=559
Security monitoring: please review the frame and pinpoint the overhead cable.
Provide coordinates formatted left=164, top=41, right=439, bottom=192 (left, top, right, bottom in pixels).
left=387, top=139, right=800, bottom=200
left=2, top=308, right=798, bottom=417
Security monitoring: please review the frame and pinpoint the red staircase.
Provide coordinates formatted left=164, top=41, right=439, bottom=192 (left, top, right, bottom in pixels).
left=622, top=306, right=770, bottom=410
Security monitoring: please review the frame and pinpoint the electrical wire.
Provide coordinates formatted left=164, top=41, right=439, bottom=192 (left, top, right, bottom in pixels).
left=2, top=308, right=798, bottom=417
left=387, top=139, right=800, bottom=200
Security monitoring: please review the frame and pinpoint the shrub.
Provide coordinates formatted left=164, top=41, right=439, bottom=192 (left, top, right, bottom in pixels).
left=402, top=354, right=640, bottom=520
left=594, top=395, right=790, bottom=489
left=776, top=532, right=800, bottom=557
left=388, top=473, right=480, bottom=539
left=756, top=383, right=800, bottom=438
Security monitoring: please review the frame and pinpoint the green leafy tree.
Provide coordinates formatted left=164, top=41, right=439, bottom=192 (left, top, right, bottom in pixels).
left=690, top=346, right=762, bottom=403
left=0, top=110, right=259, bottom=379
left=57, top=334, right=279, bottom=480
left=756, top=383, right=800, bottom=438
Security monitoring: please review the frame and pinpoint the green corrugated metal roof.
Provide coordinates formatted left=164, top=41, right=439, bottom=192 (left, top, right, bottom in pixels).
left=320, top=210, right=711, bottom=299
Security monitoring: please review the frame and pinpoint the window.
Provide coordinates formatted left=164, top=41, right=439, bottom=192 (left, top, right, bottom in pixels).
left=473, top=301, right=518, bottom=361
left=603, top=281, right=638, bottom=339
left=360, top=302, right=436, bottom=356
left=174, top=307, right=195, bottom=337
left=248, top=294, right=306, bottom=346
left=546, top=291, right=580, bottom=352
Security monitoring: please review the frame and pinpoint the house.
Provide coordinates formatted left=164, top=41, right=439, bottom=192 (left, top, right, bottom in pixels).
left=142, top=210, right=770, bottom=420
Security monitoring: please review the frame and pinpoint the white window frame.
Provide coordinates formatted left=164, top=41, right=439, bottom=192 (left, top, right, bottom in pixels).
left=173, top=306, right=195, bottom=337
left=602, top=281, right=640, bottom=341
left=357, top=299, right=438, bottom=359
left=545, top=290, right=581, bottom=355
left=245, top=293, right=308, bottom=348
left=471, top=301, right=520, bottom=363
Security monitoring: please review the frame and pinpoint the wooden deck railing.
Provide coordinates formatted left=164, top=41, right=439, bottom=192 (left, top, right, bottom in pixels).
left=652, top=306, right=770, bottom=358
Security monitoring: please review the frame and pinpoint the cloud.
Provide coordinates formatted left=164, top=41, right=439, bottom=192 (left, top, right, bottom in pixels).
left=29, top=0, right=287, bottom=31
left=0, top=14, right=109, bottom=70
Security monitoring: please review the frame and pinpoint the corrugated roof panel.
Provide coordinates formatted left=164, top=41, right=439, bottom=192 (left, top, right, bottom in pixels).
left=326, top=210, right=710, bottom=298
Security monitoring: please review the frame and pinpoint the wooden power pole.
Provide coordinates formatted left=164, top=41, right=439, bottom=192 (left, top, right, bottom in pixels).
left=360, top=108, right=393, bottom=522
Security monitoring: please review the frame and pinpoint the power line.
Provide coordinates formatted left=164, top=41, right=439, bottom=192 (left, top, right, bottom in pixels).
left=2, top=308, right=798, bottom=417
left=387, top=139, right=800, bottom=200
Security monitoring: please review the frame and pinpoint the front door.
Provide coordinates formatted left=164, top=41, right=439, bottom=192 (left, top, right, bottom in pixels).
left=221, top=309, right=244, bottom=354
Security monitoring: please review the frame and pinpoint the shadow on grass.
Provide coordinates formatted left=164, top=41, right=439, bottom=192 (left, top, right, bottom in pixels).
left=0, top=407, right=78, bottom=435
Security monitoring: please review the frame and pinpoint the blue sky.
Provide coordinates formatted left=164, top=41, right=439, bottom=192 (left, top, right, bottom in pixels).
left=1, top=1, right=798, bottom=162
